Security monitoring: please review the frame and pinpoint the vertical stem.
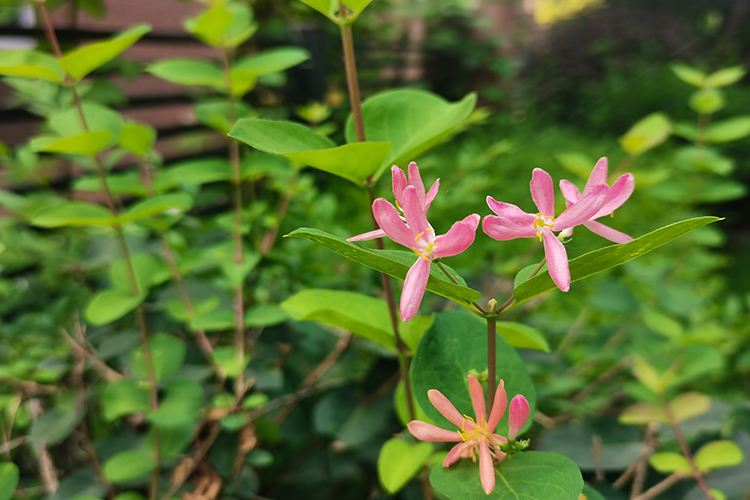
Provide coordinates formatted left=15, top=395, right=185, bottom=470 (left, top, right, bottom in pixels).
left=340, top=20, right=366, bottom=143
left=487, top=316, right=497, bottom=409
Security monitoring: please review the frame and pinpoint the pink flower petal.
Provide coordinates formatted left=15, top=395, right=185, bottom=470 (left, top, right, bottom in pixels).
left=530, top=168, right=555, bottom=216
left=584, top=220, right=633, bottom=244
left=347, top=228, right=387, bottom=242
left=542, top=229, right=570, bottom=292
left=508, top=394, right=530, bottom=440
left=400, top=186, right=431, bottom=235
left=487, top=379, right=508, bottom=433
left=373, top=198, right=414, bottom=248
left=594, top=173, right=635, bottom=218
left=559, top=179, right=582, bottom=206
left=408, top=161, right=426, bottom=208
left=428, top=389, right=466, bottom=427
left=468, top=374, right=486, bottom=422
left=483, top=198, right=537, bottom=240
left=401, top=256, right=431, bottom=321
left=392, top=165, right=407, bottom=205
left=583, top=157, right=608, bottom=196
left=425, top=179, right=440, bottom=211
left=554, top=184, right=608, bottom=231
left=407, top=421, right=461, bottom=442
left=444, top=441, right=475, bottom=468
left=479, top=441, right=496, bottom=495
left=433, top=214, right=479, bottom=258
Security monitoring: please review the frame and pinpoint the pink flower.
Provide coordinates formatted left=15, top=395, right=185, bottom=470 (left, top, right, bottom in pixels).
left=482, top=168, right=609, bottom=292
left=348, top=162, right=478, bottom=321
left=407, top=375, right=530, bottom=495
left=559, top=157, right=635, bottom=244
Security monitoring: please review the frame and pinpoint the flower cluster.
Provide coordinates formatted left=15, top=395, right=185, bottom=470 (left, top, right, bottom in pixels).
left=407, top=375, right=530, bottom=494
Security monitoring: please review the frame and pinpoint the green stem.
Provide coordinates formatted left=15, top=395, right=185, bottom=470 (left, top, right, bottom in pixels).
left=340, top=19, right=366, bottom=143
left=496, top=258, right=547, bottom=314
left=487, top=315, right=497, bottom=409
left=436, top=262, right=487, bottom=315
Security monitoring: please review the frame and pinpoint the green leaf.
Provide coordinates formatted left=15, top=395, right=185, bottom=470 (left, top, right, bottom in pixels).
left=109, top=253, right=171, bottom=293
left=300, top=0, right=336, bottom=20
left=195, top=99, right=256, bottom=134
left=555, top=152, right=595, bottom=179
left=30, top=132, right=113, bottom=157
left=642, top=308, right=683, bottom=341
left=695, top=180, right=746, bottom=202
left=341, top=0, right=374, bottom=17
left=649, top=452, right=691, bottom=474
left=229, top=119, right=390, bottom=184
left=101, top=379, right=151, bottom=420
left=669, top=392, right=711, bottom=423
left=103, top=450, right=155, bottom=484
left=190, top=309, right=235, bottom=331
left=619, top=112, right=672, bottom=156
left=153, top=158, right=232, bottom=192
left=86, top=289, right=147, bottom=325
left=30, top=410, right=82, bottom=448
left=619, top=402, right=666, bottom=424
left=118, top=193, right=193, bottom=224
left=282, top=289, right=395, bottom=349
left=411, top=311, right=535, bottom=436
left=212, top=345, right=249, bottom=378
left=131, top=333, right=186, bottom=382
left=0, top=463, right=19, bottom=500
left=145, top=424, right=193, bottom=458
left=244, top=304, right=288, bottom=327
left=512, top=217, right=721, bottom=309
left=185, top=5, right=233, bottom=46
left=147, top=377, right=203, bottom=428
left=119, top=121, right=156, bottom=157
left=345, top=89, right=477, bottom=180
left=285, top=228, right=481, bottom=307
left=230, top=47, right=310, bottom=96
left=673, top=146, right=734, bottom=175
left=632, top=356, right=664, bottom=394
left=0, top=50, right=64, bottom=82
left=49, top=102, right=123, bottom=145
left=582, top=485, right=606, bottom=500
left=378, top=438, right=432, bottom=494
left=429, top=452, right=582, bottom=500
left=496, top=322, right=549, bottom=352
left=394, top=379, right=432, bottom=427
left=703, top=66, right=746, bottom=88
left=694, top=440, right=744, bottom=472
left=703, top=116, right=750, bottom=143
left=61, top=24, right=151, bottom=81
left=671, top=63, right=705, bottom=87
left=146, top=59, right=224, bottom=87
left=74, top=172, right=148, bottom=197
left=689, top=89, right=725, bottom=115
left=30, top=202, right=114, bottom=227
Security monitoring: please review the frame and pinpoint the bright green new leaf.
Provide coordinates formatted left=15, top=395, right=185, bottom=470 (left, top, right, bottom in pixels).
left=642, top=308, right=683, bottom=340
left=300, top=0, right=336, bottom=20
left=394, top=379, right=432, bottom=427
left=185, top=5, right=233, bottom=46
left=195, top=99, right=256, bottom=134
left=285, top=228, right=481, bottom=307
left=694, top=440, right=744, bottom=472
left=147, top=377, right=203, bottom=428
left=689, top=88, right=725, bottom=115
left=103, top=450, right=155, bottom=484
left=221, top=2, right=257, bottom=48
left=496, top=322, right=550, bottom=352
left=703, top=66, right=746, bottom=88
left=619, top=112, right=672, bottom=156
left=61, top=24, right=151, bottom=81
left=512, top=217, right=721, bottom=309
left=345, top=89, right=476, bottom=180
left=132, top=333, right=186, bottom=382
left=109, top=253, right=171, bottom=293
left=703, top=116, right=750, bottom=143
left=670, top=392, right=711, bottom=422
left=341, top=0, right=374, bottom=16
left=649, top=452, right=691, bottom=474
left=282, top=289, right=395, bottom=349
left=146, top=59, right=225, bottom=87
left=30, top=202, right=114, bottom=228
left=671, top=63, right=705, bottom=87
left=0, top=463, right=19, bottom=500
left=430, top=452, right=582, bottom=500
left=244, top=305, right=288, bottom=327
left=101, top=379, right=151, bottom=420
left=153, top=158, right=232, bottom=192
left=229, top=119, right=391, bottom=184
left=0, top=50, right=64, bottom=82
left=632, top=356, right=663, bottom=394
left=118, top=193, right=194, bottom=224
left=30, top=131, right=113, bottom=157
left=212, top=345, right=249, bottom=378
left=119, top=121, right=156, bottom=157
left=377, top=438, right=432, bottom=494
left=86, top=289, right=147, bottom=326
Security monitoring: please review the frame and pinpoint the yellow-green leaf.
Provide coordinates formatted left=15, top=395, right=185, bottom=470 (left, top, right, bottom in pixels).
left=61, top=24, right=151, bottom=81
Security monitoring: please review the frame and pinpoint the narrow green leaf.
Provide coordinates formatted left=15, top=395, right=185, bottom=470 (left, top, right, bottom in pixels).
left=119, top=121, right=156, bottom=157
left=118, top=193, right=193, bottom=224
left=496, top=322, right=550, bottom=352
left=109, top=253, right=171, bottom=293
left=285, top=228, right=480, bottom=307
left=378, top=439, right=432, bottom=494
left=131, top=333, right=186, bottom=382
left=0, top=50, right=64, bottom=82
left=244, top=305, right=288, bottom=327
left=30, top=131, right=113, bottom=157
left=103, top=450, right=155, bottom=484
left=153, top=158, right=232, bottom=192
left=61, top=24, right=152, bottom=81
left=0, top=463, right=19, bottom=500
left=30, top=410, right=83, bottom=448
left=649, top=452, right=691, bottom=474
left=694, top=440, right=744, bottom=472
left=49, top=102, right=123, bottom=144
left=232, top=46, right=311, bottom=77
left=555, top=152, right=595, bottom=179
left=74, top=172, right=147, bottom=197
left=703, top=116, right=750, bottom=143
left=146, top=59, right=225, bottom=87
left=185, top=5, right=233, bottom=47
left=512, top=217, right=721, bottom=309
left=704, top=66, right=746, bottom=88
left=86, top=289, right=147, bottom=326
left=671, top=63, right=705, bottom=87
left=30, top=202, right=114, bottom=228
left=190, top=309, right=235, bottom=331
left=300, top=0, right=336, bottom=19
left=101, top=379, right=151, bottom=421
left=619, top=112, right=672, bottom=156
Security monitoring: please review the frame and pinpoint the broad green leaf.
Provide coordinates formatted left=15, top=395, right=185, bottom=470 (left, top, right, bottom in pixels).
left=619, top=112, right=672, bottom=156
left=512, top=217, right=721, bottom=309
left=103, top=450, right=155, bottom=484
left=101, top=379, right=151, bottom=420
left=153, top=158, right=232, bottom=192
left=109, top=253, right=171, bottom=293
left=145, top=424, right=193, bottom=458
left=74, top=172, right=147, bottom=196
left=0, top=50, right=64, bottom=82
left=118, top=193, right=194, bottom=224
left=649, top=452, right=691, bottom=474
left=671, top=63, right=705, bottom=87
left=704, top=66, right=746, bottom=88
left=131, top=333, right=186, bottom=382
left=694, top=440, right=744, bottom=472
left=689, top=89, right=725, bottom=115
left=401, top=316, right=433, bottom=352
left=244, top=304, right=288, bottom=327
left=229, top=119, right=390, bottom=184
left=146, top=59, right=225, bottom=87
left=642, top=308, right=683, bottom=340
left=430, top=451, right=582, bottom=500
left=190, top=309, right=235, bottom=331
left=411, top=311, right=535, bottom=436
left=147, top=377, right=203, bottom=428
left=195, top=99, right=256, bottom=134
left=282, top=289, right=395, bottom=349
left=30, top=410, right=82, bottom=448
left=30, top=132, right=113, bottom=157
left=378, top=438, right=432, bottom=494
left=61, top=24, right=151, bottom=81
left=670, top=392, right=711, bottom=422
left=30, top=202, right=114, bottom=227
left=555, top=152, right=595, bottom=179
left=49, top=102, right=123, bottom=146
left=703, top=116, right=750, bottom=143
left=695, top=180, right=746, bottom=202
left=300, top=0, right=336, bottom=19
left=86, top=289, right=147, bottom=325
left=119, top=121, right=156, bottom=157
left=185, top=5, right=233, bottom=46
left=212, top=345, right=249, bottom=378
left=285, top=228, right=481, bottom=307
left=673, top=146, right=734, bottom=175
left=496, top=321, right=549, bottom=352
left=232, top=46, right=310, bottom=77
left=341, top=0, right=374, bottom=17
left=394, top=379, right=432, bottom=427
left=221, top=2, right=257, bottom=48
left=0, top=463, right=19, bottom=500
left=632, top=356, right=663, bottom=394
left=345, top=89, right=477, bottom=180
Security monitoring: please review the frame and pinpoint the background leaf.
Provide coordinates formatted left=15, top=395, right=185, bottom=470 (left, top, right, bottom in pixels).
left=61, top=24, right=151, bottom=81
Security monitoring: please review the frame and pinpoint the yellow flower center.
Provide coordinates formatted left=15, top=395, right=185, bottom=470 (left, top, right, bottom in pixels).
left=412, top=229, right=437, bottom=261
left=533, top=212, right=556, bottom=241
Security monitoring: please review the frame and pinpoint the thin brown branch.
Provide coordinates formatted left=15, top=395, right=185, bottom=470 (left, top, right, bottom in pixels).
left=0, top=436, right=28, bottom=454
left=632, top=472, right=690, bottom=500
left=60, top=328, right=123, bottom=382
left=161, top=422, right=221, bottom=500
